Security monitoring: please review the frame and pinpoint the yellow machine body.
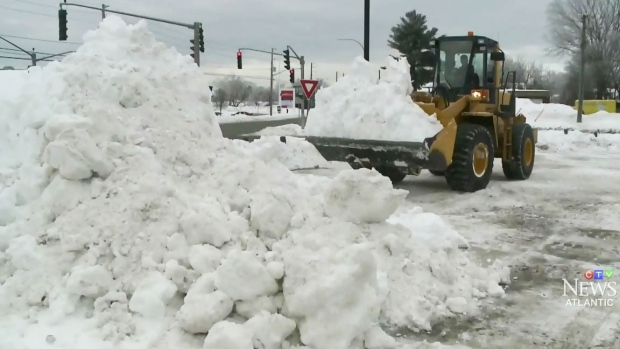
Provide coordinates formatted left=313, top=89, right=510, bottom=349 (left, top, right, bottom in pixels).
left=411, top=36, right=538, bottom=170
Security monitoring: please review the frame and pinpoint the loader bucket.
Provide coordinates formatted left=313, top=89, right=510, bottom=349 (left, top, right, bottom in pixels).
left=304, top=136, right=430, bottom=174
left=229, top=134, right=439, bottom=175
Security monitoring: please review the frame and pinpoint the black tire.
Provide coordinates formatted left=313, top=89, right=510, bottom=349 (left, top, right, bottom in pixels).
left=375, top=166, right=407, bottom=184
left=429, top=170, right=445, bottom=176
left=502, top=123, right=535, bottom=180
left=445, top=123, right=494, bottom=192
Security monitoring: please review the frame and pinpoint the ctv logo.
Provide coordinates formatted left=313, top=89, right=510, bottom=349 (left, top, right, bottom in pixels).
left=583, top=269, right=614, bottom=280
left=563, top=269, right=615, bottom=307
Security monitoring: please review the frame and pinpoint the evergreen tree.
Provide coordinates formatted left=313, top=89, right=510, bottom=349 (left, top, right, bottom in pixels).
left=388, top=10, right=438, bottom=90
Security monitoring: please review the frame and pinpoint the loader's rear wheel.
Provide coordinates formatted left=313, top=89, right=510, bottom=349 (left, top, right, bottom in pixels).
left=502, top=123, right=535, bottom=180
left=429, top=170, right=445, bottom=176
left=445, top=123, right=494, bottom=192
left=375, top=166, right=407, bottom=184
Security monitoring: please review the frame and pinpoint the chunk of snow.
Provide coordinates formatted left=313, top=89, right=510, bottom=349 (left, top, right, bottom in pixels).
left=304, top=56, right=442, bottom=141
left=128, top=271, right=177, bottom=318
left=235, top=135, right=327, bottom=170
left=244, top=311, right=297, bottom=349
left=203, top=321, right=253, bottom=349
left=323, top=169, right=408, bottom=223
left=177, top=290, right=233, bottom=333
left=214, top=250, right=278, bottom=301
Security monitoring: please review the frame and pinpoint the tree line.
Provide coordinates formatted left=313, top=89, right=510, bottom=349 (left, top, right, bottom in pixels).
left=211, top=76, right=329, bottom=112
left=388, top=0, right=620, bottom=104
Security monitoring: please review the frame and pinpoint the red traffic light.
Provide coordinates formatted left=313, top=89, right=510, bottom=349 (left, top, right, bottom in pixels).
left=237, top=52, right=242, bottom=57
left=290, top=69, right=294, bottom=74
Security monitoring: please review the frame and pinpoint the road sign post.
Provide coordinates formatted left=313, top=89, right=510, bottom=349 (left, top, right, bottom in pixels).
left=300, top=79, right=319, bottom=100
left=300, top=79, right=319, bottom=127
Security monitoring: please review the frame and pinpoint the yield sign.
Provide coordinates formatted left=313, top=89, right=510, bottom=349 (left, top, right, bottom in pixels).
left=300, top=79, right=319, bottom=99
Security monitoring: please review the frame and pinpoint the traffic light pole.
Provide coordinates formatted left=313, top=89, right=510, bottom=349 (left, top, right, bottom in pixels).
left=58, top=2, right=202, bottom=66
left=192, top=22, right=201, bottom=67
left=0, top=36, right=35, bottom=66
left=269, top=48, right=274, bottom=116
left=286, top=46, right=305, bottom=117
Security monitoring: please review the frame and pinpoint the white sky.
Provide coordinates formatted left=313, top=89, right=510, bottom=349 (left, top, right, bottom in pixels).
left=0, top=0, right=566, bottom=86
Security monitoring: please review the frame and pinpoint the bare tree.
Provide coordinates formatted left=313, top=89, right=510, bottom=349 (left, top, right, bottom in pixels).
left=214, top=75, right=253, bottom=107
left=546, top=0, right=620, bottom=98
left=212, top=87, right=228, bottom=113
left=504, top=57, right=545, bottom=88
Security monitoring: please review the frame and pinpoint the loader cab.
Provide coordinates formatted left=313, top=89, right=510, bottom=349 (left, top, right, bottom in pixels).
left=429, top=33, right=504, bottom=104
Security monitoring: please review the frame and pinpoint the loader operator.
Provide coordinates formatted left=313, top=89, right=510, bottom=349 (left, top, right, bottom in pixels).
left=454, top=54, right=480, bottom=90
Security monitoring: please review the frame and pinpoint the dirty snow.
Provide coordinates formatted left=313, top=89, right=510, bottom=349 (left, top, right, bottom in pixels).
left=0, top=16, right=508, bottom=349
left=304, top=56, right=442, bottom=142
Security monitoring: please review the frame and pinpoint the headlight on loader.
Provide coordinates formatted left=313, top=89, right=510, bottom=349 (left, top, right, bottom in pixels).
left=470, top=89, right=489, bottom=101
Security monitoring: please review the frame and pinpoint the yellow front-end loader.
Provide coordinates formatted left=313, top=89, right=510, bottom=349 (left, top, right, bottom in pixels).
left=234, top=33, right=538, bottom=193
left=305, top=33, right=537, bottom=192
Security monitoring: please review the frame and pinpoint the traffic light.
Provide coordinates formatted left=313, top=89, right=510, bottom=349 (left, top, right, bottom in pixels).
left=58, top=9, right=68, bottom=41
left=237, top=51, right=242, bottom=69
left=289, top=69, right=294, bottom=83
left=190, top=39, right=196, bottom=59
left=199, top=26, right=204, bottom=53
left=283, top=49, right=290, bottom=70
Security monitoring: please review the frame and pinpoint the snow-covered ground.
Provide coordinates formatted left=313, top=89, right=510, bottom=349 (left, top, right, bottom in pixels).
left=0, top=17, right=517, bottom=349
left=295, top=136, right=620, bottom=348
left=518, top=98, right=620, bottom=133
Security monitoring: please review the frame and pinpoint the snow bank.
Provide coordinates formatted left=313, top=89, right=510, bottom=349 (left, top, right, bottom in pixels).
left=517, top=98, right=620, bottom=133
left=304, top=56, right=442, bottom=142
left=254, top=124, right=304, bottom=136
left=536, top=130, right=620, bottom=152
left=0, top=70, right=29, bottom=100
left=0, top=17, right=508, bottom=349
left=233, top=135, right=328, bottom=170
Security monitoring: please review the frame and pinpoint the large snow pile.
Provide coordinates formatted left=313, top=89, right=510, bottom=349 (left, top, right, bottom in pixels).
left=0, top=17, right=509, bottom=349
left=0, top=70, right=30, bottom=100
left=304, top=56, right=442, bottom=142
left=517, top=98, right=620, bottom=133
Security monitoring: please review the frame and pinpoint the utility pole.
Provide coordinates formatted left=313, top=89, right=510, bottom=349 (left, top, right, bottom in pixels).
left=577, top=14, right=587, bottom=123
left=101, top=4, right=108, bottom=19
left=363, top=0, right=370, bottom=61
left=310, top=63, right=313, bottom=79
left=269, top=48, right=274, bottom=116
left=336, top=72, right=338, bottom=82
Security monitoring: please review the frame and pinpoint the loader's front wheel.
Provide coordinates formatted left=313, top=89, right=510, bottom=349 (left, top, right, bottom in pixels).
left=502, top=123, right=535, bottom=180
left=375, top=166, right=407, bottom=184
left=445, top=123, right=494, bottom=192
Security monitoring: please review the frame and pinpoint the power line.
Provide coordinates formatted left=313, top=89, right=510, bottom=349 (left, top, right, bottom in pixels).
left=10, top=0, right=92, bottom=14
left=0, top=34, right=81, bottom=45
left=0, top=4, right=93, bottom=23
left=0, top=47, right=65, bottom=56
left=0, top=55, right=53, bottom=62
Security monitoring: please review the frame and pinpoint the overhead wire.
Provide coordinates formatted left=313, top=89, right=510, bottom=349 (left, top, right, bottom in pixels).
left=0, top=4, right=94, bottom=23
left=10, top=0, right=94, bottom=14
left=0, top=55, right=54, bottom=62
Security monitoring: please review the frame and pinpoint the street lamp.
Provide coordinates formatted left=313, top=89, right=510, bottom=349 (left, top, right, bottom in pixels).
left=337, top=38, right=364, bottom=51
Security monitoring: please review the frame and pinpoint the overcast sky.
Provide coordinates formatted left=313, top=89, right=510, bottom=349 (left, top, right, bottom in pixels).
left=0, top=0, right=564, bottom=86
